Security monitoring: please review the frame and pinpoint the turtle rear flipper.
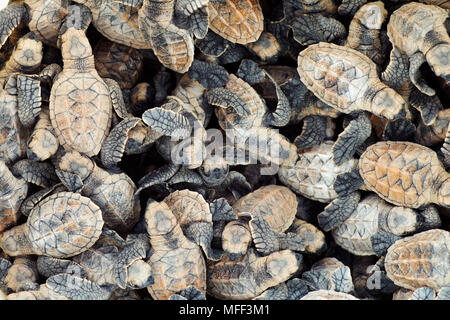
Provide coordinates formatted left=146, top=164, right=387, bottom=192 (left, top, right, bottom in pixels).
left=104, top=78, right=130, bottom=119
left=11, top=159, right=59, bottom=188
left=17, top=75, right=41, bottom=128
left=318, top=192, right=361, bottom=232
left=46, top=274, right=111, bottom=300
left=142, top=107, right=192, bottom=139
left=294, top=115, right=328, bottom=150
left=338, top=0, right=368, bottom=16
left=409, top=52, right=436, bottom=96
left=236, top=59, right=265, bottom=85
left=409, top=287, right=436, bottom=300
left=370, top=231, right=402, bottom=257
left=331, top=266, right=354, bottom=293
left=334, top=168, right=364, bottom=197
left=382, top=118, right=416, bottom=142
left=0, top=3, right=29, bottom=48
left=249, top=216, right=281, bottom=255
left=333, top=112, right=371, bottom=166
left=188, top=59, right=229, bottom=89
left=100, top=117, right=143, bottom=171
left=409, top=88, right=442, bottom=126
left=206, top=87, right=251, bottom=117
left=290, top=14, right=346, bottom=46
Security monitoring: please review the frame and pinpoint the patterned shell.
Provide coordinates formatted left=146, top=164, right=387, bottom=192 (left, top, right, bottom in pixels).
left=359, top=141, right=448, bottom=208
left=27, top=192, right=104, bottom=258
left=232, top=185, right=297, bottom=233
left=50, top=29, right=112, bottom=157
left=297, top=42, right=405, bottom=120
left=387, top=3, right=448, bottom=56
left=208, top=0, right=264, bottom=44
left=385, top=229, right=450, bottom=291
left=278, top=141, right=358, bottom=203
left=332, top=194, right=420, bottom=256
left=215, top=74, right=267, bottom=130
left=163, top=190, right=212, bottom=227
left=94, top=38, right=144, bottom=89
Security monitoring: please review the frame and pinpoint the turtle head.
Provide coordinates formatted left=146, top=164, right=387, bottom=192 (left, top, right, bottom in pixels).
left=371, top=87, right=408, bottom=120
left=125, top=260, right=154, bottom=289
left=144, top=200, right=178, bottom=237
left=58, top=150, right=94, bottom=183
left=355, top=1, right=387, bottom=30
left=265, top=250, right=301, bottom=282
left=385, top=206, right=422, bottom=235
left=198, top=155, right=229, bottom=186
left=13, top=32, right=43, bottom=72
left=426, top=43, right=450, bottom=83
left=60, top=28, right=93, bottom=60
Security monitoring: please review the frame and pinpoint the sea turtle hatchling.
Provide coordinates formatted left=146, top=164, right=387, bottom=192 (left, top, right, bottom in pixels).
left=297, top=42, right=408, bottom=165
left=144, top=199, right=206, bottom=300
left=0, top=0, right=68, bottom=48
left=55, top=150, right=141, bottom=234
left=0, top=192, right=104, bottom=258
left=332, top=194, right=442, bottom=257
left=335, top=141, right=450, bottom=209
left=383, top=229, right=450, bottom=291
left=385, top=2, right=450, bottom=95
left=207, top=248, right=302, bottom=300
left=207, top=0, right=263, bottom=45
left=0, top=160, right=28, bottom=232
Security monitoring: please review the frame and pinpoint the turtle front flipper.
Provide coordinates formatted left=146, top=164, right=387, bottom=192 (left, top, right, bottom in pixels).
left=236, top=59, right=265, bottom=86
left=382, top=118, right=416, bottom=142
left=183, top=222, right=223, bottom=261
left=175, top=0, right=209, bottom=39
left=334, top=168, right=365, bottom=197
left=142, top=107, right=192, bottom=139
left=331, top=266, right=355, bottom=293
left=261, top=71, right=291, bottom=127
left=206, top=87, right=251, bottom=117
left=294, top=115, right=328, bottom=150
left=136, top=162, right=181, bottom=195
left=16, top=75, right=41, bottom=128
left=286, top=278, right=309, bottom=300
left=333, top=112, right=371, bottom=165
left=437, top=286, right=450, bottom=300
left=338, top=0, right=368, bottom=16
left=318, top=191, right=361, bottom=232
left=409, top=88, right=442, bottom=126
left=381, top=46, right=411, bottom=98
left=36, top=256, right=86, bottom=279
left=100, top=117, right=144, bottom=171
left=409, top=52, right=436, bottom=96
left=0, top=3, right=29, bottom=48
left=249, top=216, right=282, bottom=255
left=289, top=14, right=346, bottom=46
left=441, top=122, right=450, bottom=167
left=188, top=59, right=229, bottom=89
left=302, top=270, right=332, bottom=291
left=169, top=285, right=206, bottom=300
left=222, top=171, right=252, bottom=199
left=409, top=287, right=436, bottom=300
left=11, top=159, right=58, bottom=188
left=370, top=231, right=402, bottom=257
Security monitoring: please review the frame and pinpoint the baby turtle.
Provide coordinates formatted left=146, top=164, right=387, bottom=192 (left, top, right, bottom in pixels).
left=4, top=256, right=39, bottom=292
left=386, top=2, right=450, bottom=95
left=384, top=229, right=450, bottom=291
left=207, top=248, right=302, bottom=299
left=0, top=0, right=68, bottom=47
left=336, top=141, right=450, bottom=209
left=0, top=160, right=28, bottom=232
left=0, top=192, right=104, bottom=258
left=300, top=289, right=359, bottom=300
left=301, top=257, right=354, bottom=294
left=207, top=0, right=263, bottom=45
left=332, top=194, right=441, bottom=256
left=297, top=42, right=408, bottom=165
left=56, top=150, right=140, bottom=234
left=94, top=38, right=144, bottom=90
left=145, top=199, right=206, bottom=300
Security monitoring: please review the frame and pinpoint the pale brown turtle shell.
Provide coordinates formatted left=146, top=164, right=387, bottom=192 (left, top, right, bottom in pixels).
left=300, top=289, right=359, bottom=300
left=208, top=0, right=264, bottom=44
left=163, top=189, right=212, bottom=227
left=207, top=249, right=299, bottom=299
left=385, top=229, right=450, bottom=291
left=1, top=192, right=104, bottom=258
left=215, top=74, right=267, bottom=130
left=387, top=3, right=448, bottom=57
left=26, top=0, right=68, bottom=46
left=278, top=141, right=359, bottom=203
left=145, top=201, right=206, bottom=300
left=359, top=141, right=449, bottom=208
left=232, top=185, right=297, bottom=233
left=332, top=194, right=421, bottom=256
left=49, top=29, right=112, bottom=157
left=297, top=42, right=406, bottom=120
left=94, top=38, right=144, bottom=89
